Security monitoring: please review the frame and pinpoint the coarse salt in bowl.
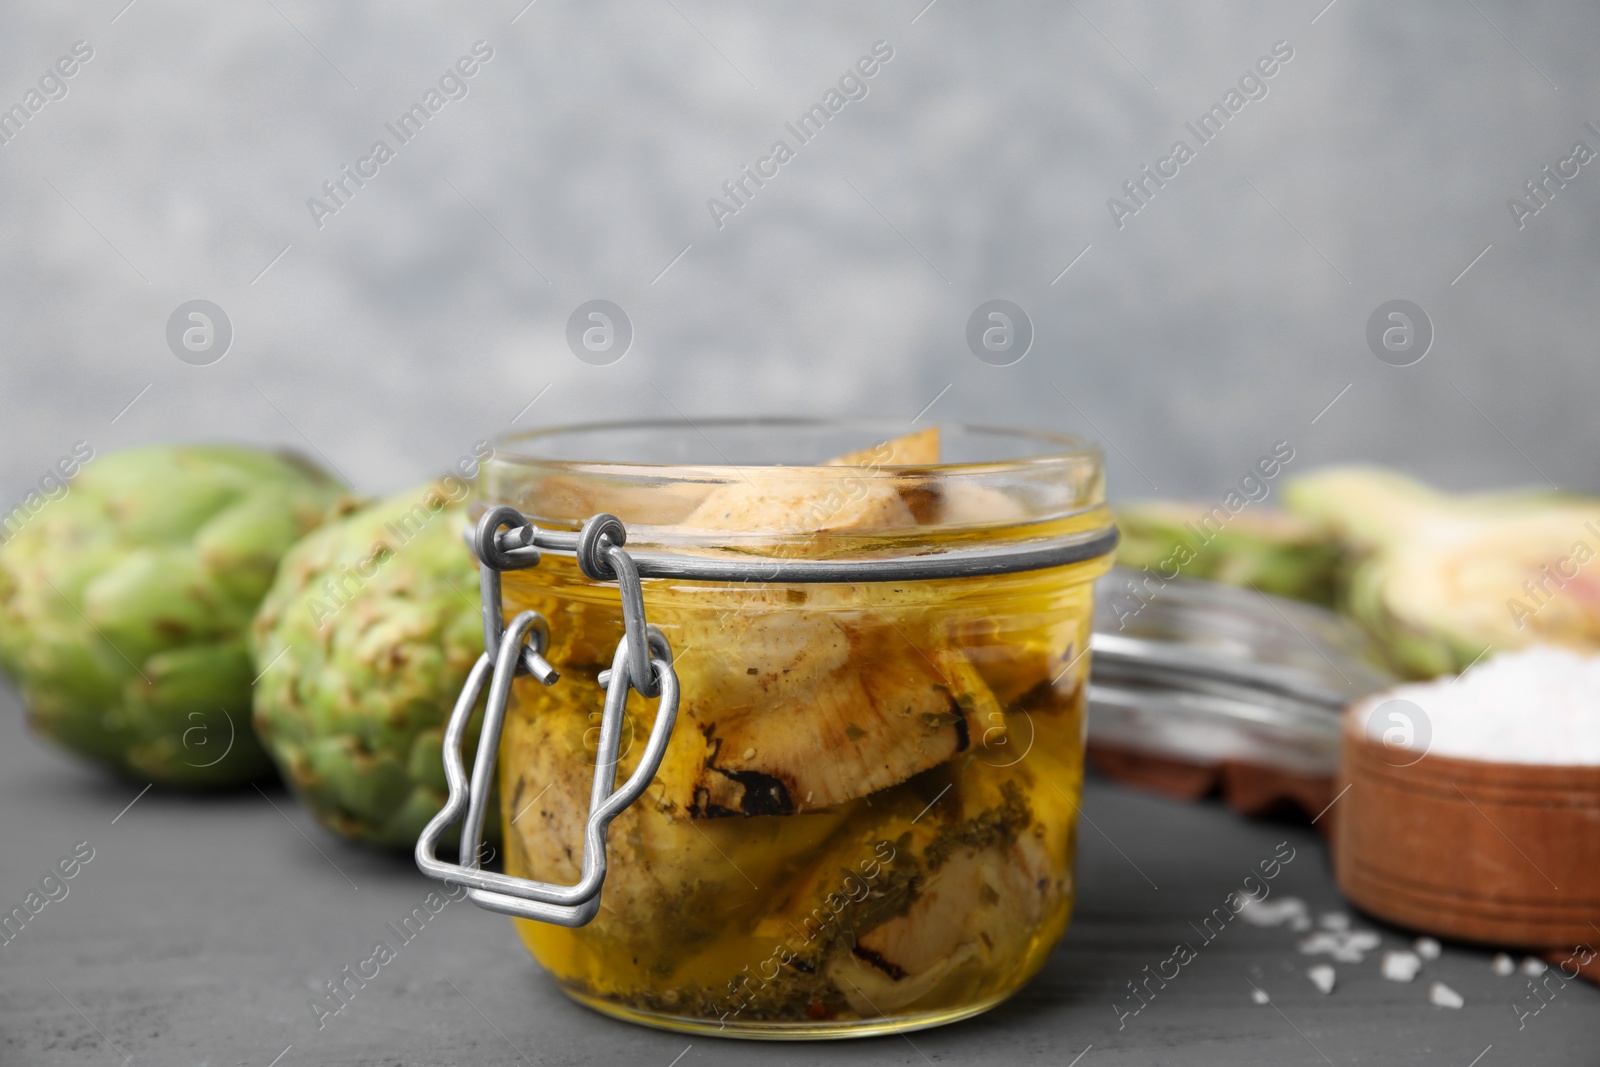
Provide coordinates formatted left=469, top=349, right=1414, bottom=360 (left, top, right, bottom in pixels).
left=1349, top=646, right=1600, bottom=765
left=1336, top=644, right=1600, bottom=945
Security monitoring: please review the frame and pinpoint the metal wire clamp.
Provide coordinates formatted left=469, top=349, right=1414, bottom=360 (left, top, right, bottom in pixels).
left=414, top=507, right=679, bottom=927
left=415, top=505, right=1116, bottom=927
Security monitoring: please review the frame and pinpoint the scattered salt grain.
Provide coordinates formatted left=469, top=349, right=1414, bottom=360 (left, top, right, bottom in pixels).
left=1521, top=957, right=1547, bottom=976
left=1318, top=913, right=1351, bottom=931
left=1382, top=950, right=1423, bottom=982
left=1414, top=937, right=1441, bottom=961
left=1299, top=930, right=1382, bottom=963
left=1350, top=646, right=1600, bottom=764
left=1250, top=987, right=1271, bottom=1005
left=1237, top=896, right=1308, bottom=928
left=1307, top=964, right=1336, bottom=994
left=1492, top=953, right=1515, bottom=976
left=1428, top=981, right=1464, bottom=1009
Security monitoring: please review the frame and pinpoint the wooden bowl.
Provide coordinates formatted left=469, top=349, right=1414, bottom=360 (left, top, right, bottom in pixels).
left=1333, top=725, right=1600, bottom=946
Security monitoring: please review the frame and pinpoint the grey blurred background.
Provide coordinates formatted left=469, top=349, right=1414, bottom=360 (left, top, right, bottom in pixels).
left=1, top=0, right=1595, bottom=507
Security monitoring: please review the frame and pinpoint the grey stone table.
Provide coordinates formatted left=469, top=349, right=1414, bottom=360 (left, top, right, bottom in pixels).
left=1, top=686, right=1591, bottom=1066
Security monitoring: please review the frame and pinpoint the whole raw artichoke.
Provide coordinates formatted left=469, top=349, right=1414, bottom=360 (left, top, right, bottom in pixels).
left=0, top=444, right=349, bottom=786
left=250, top=482, right=487, bottom=848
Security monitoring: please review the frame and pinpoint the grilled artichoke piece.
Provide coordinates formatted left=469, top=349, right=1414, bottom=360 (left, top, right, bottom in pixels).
left=931, top=482, right=1029, bottom=526
left=661, top=610, right=1015, bottom=817
left=1285, top=467, right=1600, bottom=678
left=823, top=426, right=941, bottom=468
left=682, top=427, right=938, bottom=534
left=686, top=648, right=980, bottom=818
left=949, top=610, right=1078, bottom=711
left=683, top=476, right=916, bottom=535
left=675, top=610, right=854, bottom=708
left=826, top=762, right=1071, bottom=1014
left=718, top=761, right=1067, bottom=1019
left=0, top=444, right=348, bottom=786
left=1115, top=500, right=1343, bottom=605
left=249, top=482, right=488, bottom=847
left=829, top=836, right=1054, bottom=1013
left=826, top=426, right=1024, bottom=527
left=500, top=677, right=860, bottom=938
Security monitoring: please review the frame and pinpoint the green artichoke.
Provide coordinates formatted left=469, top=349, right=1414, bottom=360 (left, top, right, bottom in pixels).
left=1115, top=501, right=1344, bottom=605
left=250, top=482, right=488, bottom=849
left=0, top=444, right=349, bottom=786
left=1285, top=467, right=1600, bottom=678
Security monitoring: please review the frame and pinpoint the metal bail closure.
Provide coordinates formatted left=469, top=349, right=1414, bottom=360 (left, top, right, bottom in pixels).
left=415, top=509, right=680, bottom=928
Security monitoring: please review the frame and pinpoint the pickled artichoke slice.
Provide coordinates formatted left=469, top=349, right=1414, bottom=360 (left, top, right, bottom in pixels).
left=823, top=426, right=941, bottom=467
left=683, top=476, right=916, bottom=535
left=500, top=679, right=859, bottom=935
left=682, top=427, right=937, bottom=533
left=686, top=642, right=984, bottom=817
left=729, top=760, right=1069, bottom=1020
left=651, top=607, right=1002, bottom=818
left=829, top=835, right=1054, bottom=1013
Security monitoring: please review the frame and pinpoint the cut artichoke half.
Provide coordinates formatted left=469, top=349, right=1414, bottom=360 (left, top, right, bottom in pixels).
left=1286, top=466, right=1600, bottom=678
left=1114, top=500, right=1343, bottom=606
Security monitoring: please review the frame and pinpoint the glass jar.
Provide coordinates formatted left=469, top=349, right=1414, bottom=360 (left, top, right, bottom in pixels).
left=423, top=419, right=1116, bottom=1039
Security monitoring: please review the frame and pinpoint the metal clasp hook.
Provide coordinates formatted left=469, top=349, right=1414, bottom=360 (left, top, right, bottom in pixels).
left=414, top=508, right=679, bottom=928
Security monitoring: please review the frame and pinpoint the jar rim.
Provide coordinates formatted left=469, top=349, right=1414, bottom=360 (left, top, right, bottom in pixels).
left=487, top=417, right=1102, bottom=475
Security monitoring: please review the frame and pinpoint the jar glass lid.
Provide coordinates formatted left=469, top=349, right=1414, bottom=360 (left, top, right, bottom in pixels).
left=1089, top=569, right=1395, bottom=775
